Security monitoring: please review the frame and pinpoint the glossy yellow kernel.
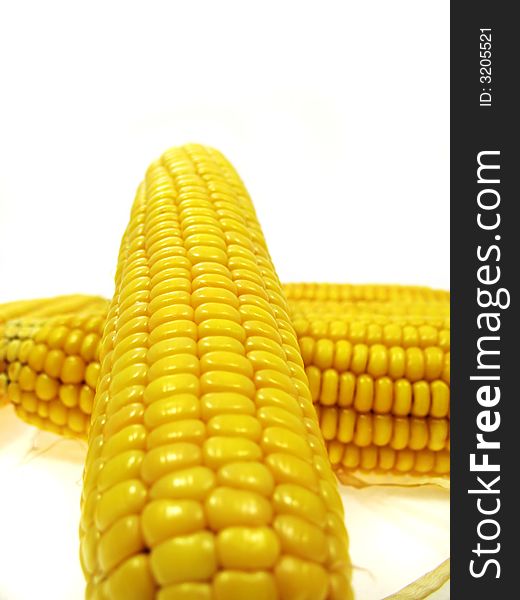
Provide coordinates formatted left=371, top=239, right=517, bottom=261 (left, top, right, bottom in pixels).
left=27, top=343, right=47, bottom=371
left=80, top=526, right=100, bottom=575
left=61, top=355, right=85, bottom=384
left=338, top=409, right=356, bottom=443
left=200, top=370, right=255, bottom=398
left=148, top=320, right=198, bottom=345
left=48, top=399, right=67, bottom=425
left=206, top=486, right=272, bottom=530
left=373, top=414, right=393, bottom=446
left=298, top=337, right=314, bottom=365
left=319, top=479, right=344, bottom=517
left=68, top=407, right=86, bottom=433
left=95, top=479, right=147, bottom=532
left=350, top=344, right=368, bottom=375
left=216, top=526, right=280, bottom=569
left=48, top=325, right=69, bottom=349
left=275, top=555, right=328, bottom=600
left=80, top=333, right=101, bottom=362
left=435, top=450, right=450, bottom=474
left=5, top=339, right=20, bottom=363
left=150, top=466, right=216, bottom=501
left=143, top=394, right=200, bottom=428
left=319, top=369, right=338, bottom=406
left=333, top=339, right=352, bottom=371
left=378, top=446, right=396, bottom=470
left=424, top=346, right=444, bottom=380
left=274, top=514, right=328, bottom=563
left=103, top=554, right=155, bottom=600
left=214, top=570, right=277, bottom=600
left=197, top=336, right=245, bottom=358
left=149, top=304, right=195, bottom=330
left=256, top=388, right=303, bottom=417
left=79, top=385, right=95, bottom=414
left=157, top=583, right=211, bottom=600
left=396, top=449, right=415, bottom=472
left=191, top=284, right=239, bottom=307
left=97, top=515, right=144, bottom=573
left=151, top=531, right=216, bottom=585
left=338, top=372, right=356, bottom=407
left=203, top=436, right=262, bottom=469
left=405, top=347, right=425, bottom=382
left=261, top=426, right=312, bottom=462
left=141, top=499, right=206, bottom=546
left=59, top=384, right=79, bottom=408
left=143, top=374, right=200, bottom=404
left=207, top=414, right=261, bottom=441
left=391, top=418, right=410, bottom=450
left=415, top=449, right=435, bottom=473
left=18, top=365, right=36, bottom=391
left=200, top=392, right=255, bottom=419
left=147, top=419, right=206, bottom=449
left=428, top=418, right=449, bottom=451
left=105, top=385, right=145, bottom=418
left=373, top=376, right=393, bottom=414
left=42, top=348, right=63, bottom=379
left=21, top=392, right=37, bottom=413
left=142, top=442, right=202, bottom=484
left=36, top=401, right=49, bottom=419
left=273, top=483, right=326, bottom=527
left=147, top=338, right=198, bottom=364
left=257, top=406, right=306, bottom=437
left=85, top=362, right=101, bottom=389
left=198, top=318, right=246, bottom=343
left=388, top=346, right=406, bottom=379
left=35, top=373, right=59, bottom=401
left=430, top=380, right=450, bottom=417
left=63, top=328, right=84, bottom=355
left=265, top=453, right=319, bottom=492
left=353, top=374, right=374, bottom=413
left=97, top=450, right=144, bottom=493
left=102, top=424, right=147, bottom=461
left=314, top=339, right=334, bottom=370
left=393, top=379, right=412, bottom=416
left=216, top=462, right=275, bottom=497
left=367, top=344, right=388, bottom=377
left=354, top=414, right=373, bottom=447
left=147, top=354, right=199, bottom=381
left=320, top=407, right=338, bottom=441
left=360, top=445, right=378, bottom=470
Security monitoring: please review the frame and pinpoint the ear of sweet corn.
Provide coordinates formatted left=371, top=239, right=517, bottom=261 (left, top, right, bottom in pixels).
left=0, top=295, right=108, bottom=410
left=0, top=307, right=107, bottom=434
left=79, top=145, right=352, bottom=600
left=290, top=296, right=450, bottom=478
left=283, top=282, right=449, bottom=304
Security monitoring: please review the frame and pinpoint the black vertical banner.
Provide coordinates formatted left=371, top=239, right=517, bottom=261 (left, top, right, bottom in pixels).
left=451, top=3, right=519, bottom=598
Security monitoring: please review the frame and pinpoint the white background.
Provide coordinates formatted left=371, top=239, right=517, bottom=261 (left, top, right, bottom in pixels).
left=0, top=1, right=449, bottom=599
left=0, top=0, right=449, bottom=302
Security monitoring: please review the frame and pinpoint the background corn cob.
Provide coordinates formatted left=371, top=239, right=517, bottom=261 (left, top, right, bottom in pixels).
left=72, top=144, right=353, bottom=599
left=1, top=282, right=450, bottom=479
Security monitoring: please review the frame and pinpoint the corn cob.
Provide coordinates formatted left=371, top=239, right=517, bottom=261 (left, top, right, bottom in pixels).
left=284, top=282, right=449, bottom=303
left=1, top=285, right=450, bottom=478
left=71, top=144, right=353, bottom=599
left=0, top=308, right=107, bottom=435
left=0, top=295, right=108, bottom=407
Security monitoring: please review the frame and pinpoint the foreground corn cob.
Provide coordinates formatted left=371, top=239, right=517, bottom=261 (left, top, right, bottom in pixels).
left=1, top=283, right=450, bottom=478
left=73, top=145, right=353, bottom=599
